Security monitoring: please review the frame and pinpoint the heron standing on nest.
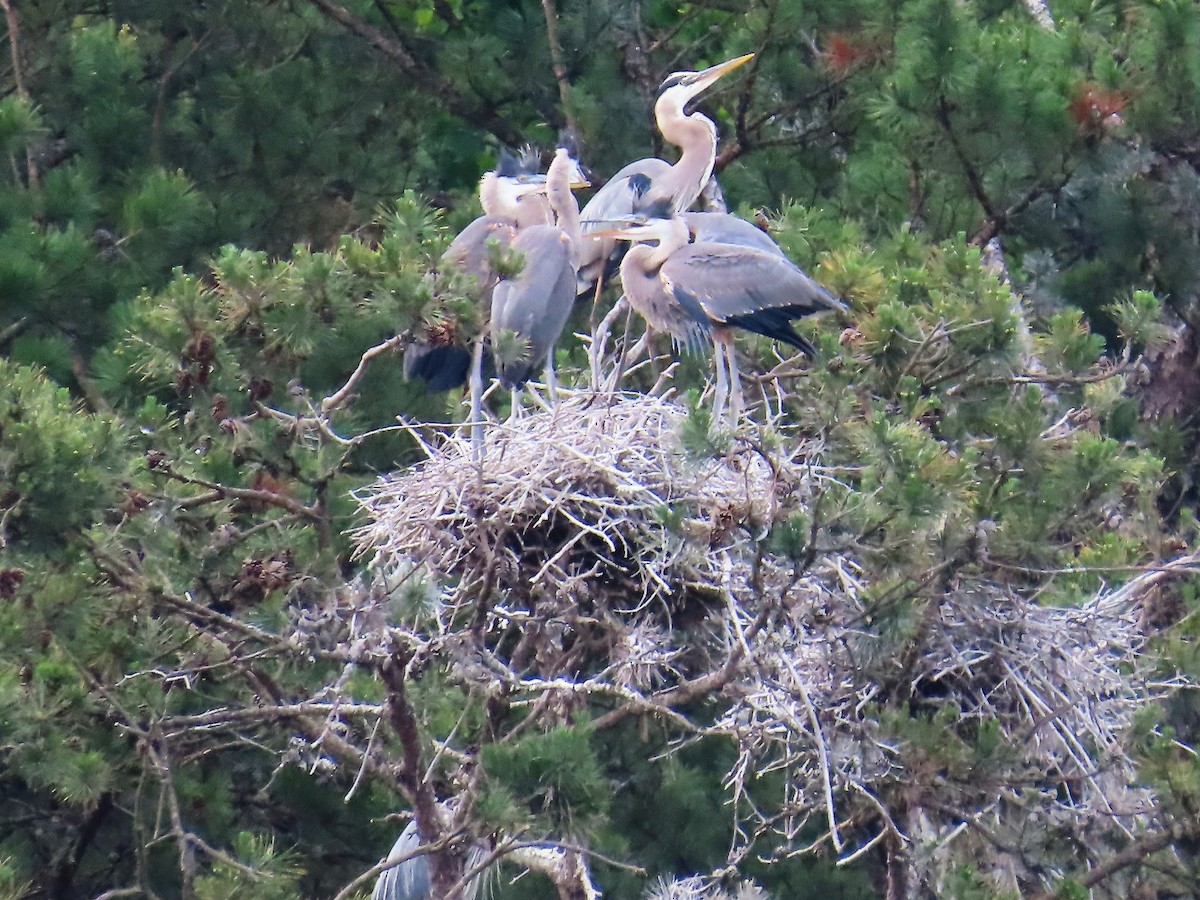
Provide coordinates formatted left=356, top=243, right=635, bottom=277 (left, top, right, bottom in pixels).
left=405, top=148, right=551, bottom=392
left=576, top=52, right=755, bottom=296
left=481, top=146, right=588, bottom=443
left=595, top=203, right=845, bottom=423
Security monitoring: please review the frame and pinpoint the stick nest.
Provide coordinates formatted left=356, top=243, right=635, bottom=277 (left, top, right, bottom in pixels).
left=349, top=392, right=1184, bottom=893
left=354, top=394, right=802, bottom=622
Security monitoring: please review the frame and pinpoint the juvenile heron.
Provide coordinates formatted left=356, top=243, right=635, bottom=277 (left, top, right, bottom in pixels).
left=576, top=53, right=755, bottom=295
left=597, top=210, right=844, bottom=422
left=405, top=148, right=548, bottom=391
left=489, top=146, right=586, bottom=405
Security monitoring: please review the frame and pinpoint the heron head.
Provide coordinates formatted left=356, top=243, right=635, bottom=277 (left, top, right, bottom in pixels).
left=532, top=147, right=591, bottom=196
left=559, top=152, right=592, bottom=191
left=657, top=52, right=754, bottom=111
left=589, top=215, right=679, bottom=244
left=487, top=171, right=548, bottom=213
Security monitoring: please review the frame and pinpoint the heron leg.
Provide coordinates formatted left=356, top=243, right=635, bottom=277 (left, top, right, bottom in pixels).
left=588, top=268, right=606, bottom=334
left=712, top=342, right=729, bottom=427
left=590, top=296, right=627, bottom=392
left=469, top=339, right=486, bottom=466
left=606, top=325, right=651, bottom=394
left=725, top=338, right=743, bottom=425
left=544, top=347, right=558, bottom=405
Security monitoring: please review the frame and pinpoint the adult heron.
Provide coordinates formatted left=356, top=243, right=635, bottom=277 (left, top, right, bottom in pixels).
left=576, top=52, right=754, bottom=295
left=597, top=209, right=845, bottom=422
left=489, top=146, right=586, bottom=407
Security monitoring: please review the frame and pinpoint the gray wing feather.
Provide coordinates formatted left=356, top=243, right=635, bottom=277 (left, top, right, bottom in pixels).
left=443, top=215, right=516, bottom=297
left=372, top=817, right=488, bottom=900
left=576, top=158, right=671, bottom=294
left=372, top=820, right=431, bottom=900
left=663, top=244, right=845, bottom=321
left=491, top=227, right=576, bottom=387
left=683, top=212, right=785, bottom=257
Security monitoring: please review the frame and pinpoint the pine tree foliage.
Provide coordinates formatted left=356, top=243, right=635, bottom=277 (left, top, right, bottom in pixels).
left=1, top=0, right=1200, bottom=898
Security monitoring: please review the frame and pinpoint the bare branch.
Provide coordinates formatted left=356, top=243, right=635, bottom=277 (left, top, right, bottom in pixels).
left=0, top=0, right=38, bottom=188
left=539, top=0, right=577, bottom=135
left=321, top=332, right=406, bottom=413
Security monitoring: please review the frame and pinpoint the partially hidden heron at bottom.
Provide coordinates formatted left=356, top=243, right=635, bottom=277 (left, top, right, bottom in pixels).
left=371, top=815, right=489, bottom=900
left=487, top=146, right=587, bottom=423
left=596, top=206, right=845, bottom=423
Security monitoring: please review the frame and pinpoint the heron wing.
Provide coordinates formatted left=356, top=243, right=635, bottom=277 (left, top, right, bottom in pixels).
left=576, top=158, right=672, bottom=295
left=683, top=212, right=785, bottom=257
left=491, top=227, right=576, bottom=388
left=372, top=820, right=430, bottom=900
left=579, top=158, right=672, bottom=232
left=661, top=244, right=845, bottom=353
left=442, top=215, right=516, bottom=295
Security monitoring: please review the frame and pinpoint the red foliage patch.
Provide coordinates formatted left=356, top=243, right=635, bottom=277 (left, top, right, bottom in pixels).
left=1069, top=83, right=1128, bottom=137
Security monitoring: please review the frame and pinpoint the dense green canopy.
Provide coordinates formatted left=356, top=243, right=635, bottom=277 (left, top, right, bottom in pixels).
left=1, top=1, right=1200, bottom=898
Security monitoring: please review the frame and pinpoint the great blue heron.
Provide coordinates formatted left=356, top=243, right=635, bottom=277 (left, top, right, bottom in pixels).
left=372, top=816, right=489, bottom=900
left=576, top=53, right=755, bottom=295
left=596, top=210, right=845, bottom=422
left=488, top=146, right=586, bottom=409
left=405, top=148, right=550, bottom=391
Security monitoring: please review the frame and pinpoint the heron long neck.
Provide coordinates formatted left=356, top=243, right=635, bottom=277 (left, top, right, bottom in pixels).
left=478, top=172, right=504, bottom=217
left=546, top=152, right=581, bottom=254
left=653, top=97, right=718, bottom=212
left=646, top=218, right=689, bottom=267
left=620, top=245, right=665, bottom=323
left=619, top=221, right=689, bottom=322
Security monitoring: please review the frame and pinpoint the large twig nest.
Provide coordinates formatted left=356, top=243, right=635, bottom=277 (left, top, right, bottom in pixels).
left=348, top=392, right=1189, bottom=893
left=721, top=555, right=1188, bottom=890
left=353, top=394, right=810, bottom=620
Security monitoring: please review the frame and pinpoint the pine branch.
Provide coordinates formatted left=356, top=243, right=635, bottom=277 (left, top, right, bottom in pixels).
left=150, top=33, right=209, bottom=164
left=304, top=0, right=524, bottom=146
left=321, top=332, right=406, bottom=413
left=155, top=463, right=321, bottom=521
left=1019, top=0, right=1056, bottom=31
left=967, top=170, right=1073, bottom=246
left=1031, top=828, right=1179, bottom=898
left=0, top=0, right=38, bottom=189
left=935, top=95, right=997, bottom=222
left=379, top=656, right=458, bottom=897
left=0, top=314, right=29, bottom=348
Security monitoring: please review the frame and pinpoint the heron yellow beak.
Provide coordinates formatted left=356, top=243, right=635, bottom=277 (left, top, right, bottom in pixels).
left=589, top=222, right=649, bottom=240
left=529, top=178, right=591, bottom=195
left=691, top=52, right=755, bottom=90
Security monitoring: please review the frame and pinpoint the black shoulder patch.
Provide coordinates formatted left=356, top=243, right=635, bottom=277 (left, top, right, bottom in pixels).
left=628, top=173, right=653, bottom=198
